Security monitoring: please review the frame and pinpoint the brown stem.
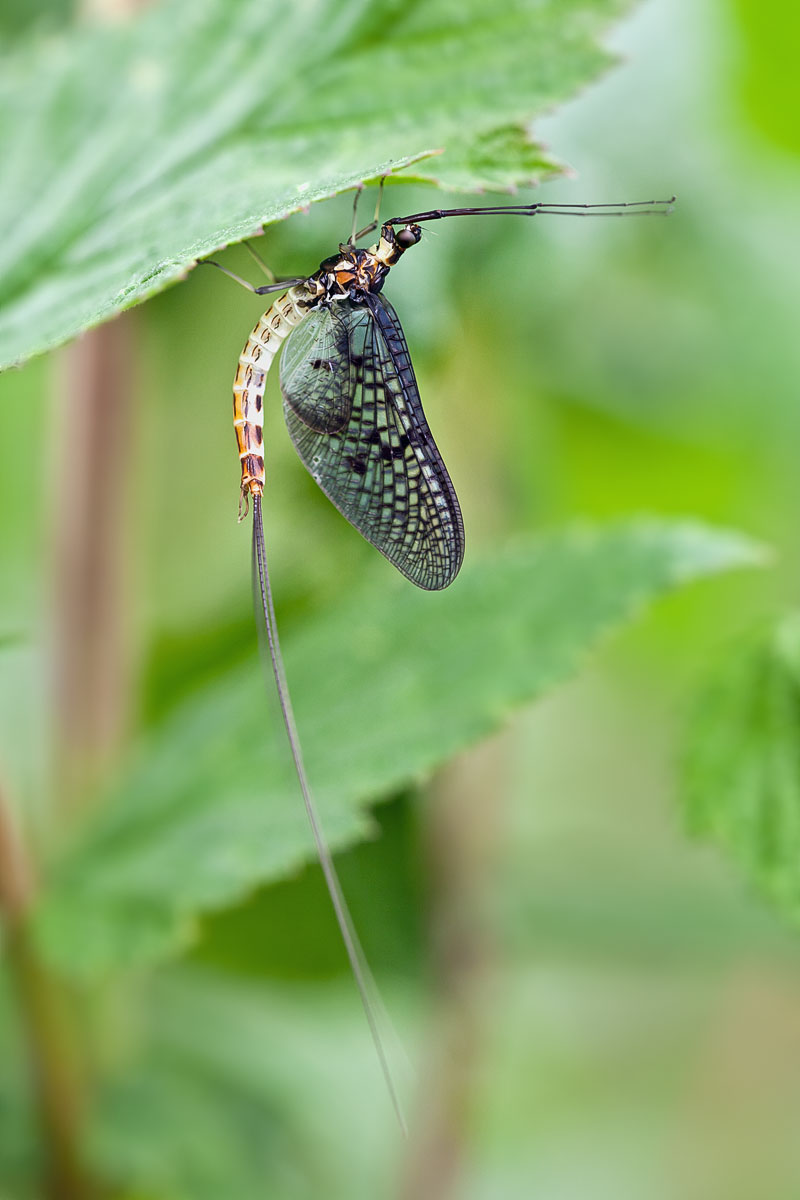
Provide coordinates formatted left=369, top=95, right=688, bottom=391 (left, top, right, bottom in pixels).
left=0, top=785, right=33, bottom=922
left=0, top=783, right=92, bottom=1199
left=51, top=315, right=137, bottom=812
left=53, top=0, right=152, bottom=811
left=400, top=738, right=506, bottom=1200
left=13, top=12, right=149, bottom=1197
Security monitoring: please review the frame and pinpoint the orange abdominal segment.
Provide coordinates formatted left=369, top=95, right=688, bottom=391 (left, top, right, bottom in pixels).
left=233, top=286, right=312, bottom=518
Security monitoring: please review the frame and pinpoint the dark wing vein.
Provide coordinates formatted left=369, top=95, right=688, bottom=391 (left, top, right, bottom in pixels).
left=280, top=294, right=464, bottom=590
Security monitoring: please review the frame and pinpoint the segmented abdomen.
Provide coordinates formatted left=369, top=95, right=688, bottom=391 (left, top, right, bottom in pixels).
left=233, top=286, right=311, bottom=516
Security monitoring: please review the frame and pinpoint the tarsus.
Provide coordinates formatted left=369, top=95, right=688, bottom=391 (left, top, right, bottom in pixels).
left=251, top=494, right=408, bottom=1137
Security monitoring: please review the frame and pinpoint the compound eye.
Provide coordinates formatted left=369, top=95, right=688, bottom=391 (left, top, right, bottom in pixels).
left=397, top=225, right=421, bottom=249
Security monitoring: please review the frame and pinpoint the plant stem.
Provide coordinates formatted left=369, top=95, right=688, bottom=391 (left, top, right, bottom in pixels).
left=0, top=784, right=92, bottom=1199
left=10, top=14, right=145, bottom=1197
left=400, top=739, right=506, bottom=1200
left=0, top=784, right=32, bottom=921
left=52, top=316, right=137, bottom=812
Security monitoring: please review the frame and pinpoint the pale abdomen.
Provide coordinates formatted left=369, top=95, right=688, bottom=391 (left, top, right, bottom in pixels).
left=233, top=286, right=311, bottom=517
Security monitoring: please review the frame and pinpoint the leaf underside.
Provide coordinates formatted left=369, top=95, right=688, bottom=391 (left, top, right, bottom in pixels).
left=0, top=0, right=634, bottom=370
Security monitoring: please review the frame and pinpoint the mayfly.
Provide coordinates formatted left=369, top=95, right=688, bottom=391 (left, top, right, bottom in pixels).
left=207, top=189, right=675, bottom=1129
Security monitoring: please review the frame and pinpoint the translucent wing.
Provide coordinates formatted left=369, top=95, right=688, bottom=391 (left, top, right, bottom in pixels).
left=280, top=305, right=354, bottom=433
left=281, top=294, right=464, bottom=590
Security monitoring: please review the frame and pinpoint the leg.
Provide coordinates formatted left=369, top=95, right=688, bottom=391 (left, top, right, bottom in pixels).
left=197, top=258, right=305, bottom=295
left=242, top=239, right=276, bottom=283
left=349, top=184, right=365, bottom=245
left=354, top=177, right=386, bottom=242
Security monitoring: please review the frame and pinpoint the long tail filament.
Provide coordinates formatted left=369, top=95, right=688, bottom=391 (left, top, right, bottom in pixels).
left=250, top=494, right=407, bottom=1136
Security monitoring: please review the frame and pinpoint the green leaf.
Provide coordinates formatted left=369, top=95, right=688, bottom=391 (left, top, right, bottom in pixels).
left=683, top=612, right=800, bottom=922
left=0, top=0, right=634, bottom=370
left=34, top=520, right=766, bottom=978
left=731, top=0, right=800, bottom=157
left=0, top=967, right=39, bottom=1195
left=89, top=969, right=397, bottom=1200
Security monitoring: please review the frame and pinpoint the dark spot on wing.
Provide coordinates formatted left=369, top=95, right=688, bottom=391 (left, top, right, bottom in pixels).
left=380, top=433, right=411, bottom=461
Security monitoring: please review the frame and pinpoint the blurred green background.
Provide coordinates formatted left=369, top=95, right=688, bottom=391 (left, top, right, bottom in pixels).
left=2, top=0, right=800, bottom=1197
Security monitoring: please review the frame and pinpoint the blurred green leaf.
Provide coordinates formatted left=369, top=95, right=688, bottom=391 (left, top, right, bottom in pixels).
left=0, top=0, right=70, bottom=41
left=683, top=612, right=800, bottom=922
left=0, top=0, right=633, bottom=370
left=504, top=839, right=800, bottom=964
left=731, top=0, right=800, bottom=157
left=89, top=968, right=396, bottom=1200
left=0, top=645, right=47, bottom=823
left=0, top=967, right=39, bottom=1198
left=91, top=1058, right=293, bottom=1200
left=35, top=520, right=766, bottom=978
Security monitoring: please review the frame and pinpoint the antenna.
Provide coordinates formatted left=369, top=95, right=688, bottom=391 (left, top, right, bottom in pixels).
left=384, top=196, right=676, bottom=225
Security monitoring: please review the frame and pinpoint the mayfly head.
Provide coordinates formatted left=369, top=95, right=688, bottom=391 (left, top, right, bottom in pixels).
left=372, top=221, right=422, bottom=268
